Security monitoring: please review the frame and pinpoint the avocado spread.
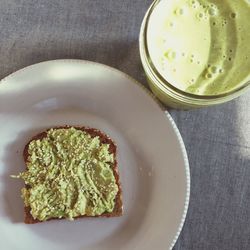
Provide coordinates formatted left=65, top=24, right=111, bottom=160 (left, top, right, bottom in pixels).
left=14, top=127, right=119, bottom=221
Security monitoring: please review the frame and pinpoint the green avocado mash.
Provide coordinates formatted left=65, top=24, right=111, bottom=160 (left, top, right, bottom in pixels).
left=14, top=127, right=119, bottom=221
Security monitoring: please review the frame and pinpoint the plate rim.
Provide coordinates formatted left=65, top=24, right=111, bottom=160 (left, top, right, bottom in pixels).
left=0, top=59, right=190, bottom=249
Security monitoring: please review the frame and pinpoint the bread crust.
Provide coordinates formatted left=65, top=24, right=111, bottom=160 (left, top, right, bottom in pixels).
left=23, top=126, right=123, bottom=224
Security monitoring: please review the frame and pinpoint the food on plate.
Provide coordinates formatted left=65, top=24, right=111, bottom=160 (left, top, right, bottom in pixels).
left=12, top=126, right=122, bottom=224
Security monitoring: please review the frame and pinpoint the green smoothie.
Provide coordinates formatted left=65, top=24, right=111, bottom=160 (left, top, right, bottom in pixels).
left=12, top=128, right=118, bottom=221
left=147, top=0, right=250, bottom=95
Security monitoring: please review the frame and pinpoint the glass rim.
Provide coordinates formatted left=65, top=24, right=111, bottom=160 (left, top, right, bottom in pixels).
left=141, top=0, right=250, bottom=101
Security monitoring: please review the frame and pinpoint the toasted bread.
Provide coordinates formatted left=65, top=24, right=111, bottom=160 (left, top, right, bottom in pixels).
left=22, top=126, right=122, bottom=224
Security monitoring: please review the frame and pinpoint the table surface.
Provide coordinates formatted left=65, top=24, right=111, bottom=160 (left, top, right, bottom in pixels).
left=0, top=1, right=249, bottom=249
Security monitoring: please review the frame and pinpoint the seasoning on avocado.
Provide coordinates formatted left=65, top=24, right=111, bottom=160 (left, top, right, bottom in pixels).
left=12, top=127, right=119, bottom=221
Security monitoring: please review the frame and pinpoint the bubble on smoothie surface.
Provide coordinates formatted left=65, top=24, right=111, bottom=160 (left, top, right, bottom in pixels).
left=208, top=6, right=218, bottom=16
left=169, top=21, right=174, bottom=27
left=205, top=72, right=213, bottom=79
left=210, top=66, right=219, bottom=74
left=189, top=0, right=200, bottom=9
left=174, top=8, right=184, bottom=15
left=230, top=13, right=236, bottom=18
left=197, top=12, right=204, bottom=19
left=164, top=49, right=177, bottom=61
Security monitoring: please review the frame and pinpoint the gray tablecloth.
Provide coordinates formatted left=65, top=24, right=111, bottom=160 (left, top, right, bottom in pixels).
left=0, top=1, right=249, bottom=249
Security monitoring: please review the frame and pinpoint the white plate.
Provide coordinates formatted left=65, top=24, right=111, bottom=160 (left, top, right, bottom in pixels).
left=0, top=60, right=190, bottom=250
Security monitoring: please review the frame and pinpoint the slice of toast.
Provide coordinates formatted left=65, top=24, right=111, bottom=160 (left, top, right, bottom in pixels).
left=23, top=126, right=123, bottom=224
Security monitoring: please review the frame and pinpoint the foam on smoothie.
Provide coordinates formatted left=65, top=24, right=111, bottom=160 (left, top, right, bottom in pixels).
left=147, top=0, right=250, bottom=95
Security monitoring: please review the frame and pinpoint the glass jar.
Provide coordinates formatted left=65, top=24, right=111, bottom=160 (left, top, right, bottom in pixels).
left=139, top=0, right=250, bottom=109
